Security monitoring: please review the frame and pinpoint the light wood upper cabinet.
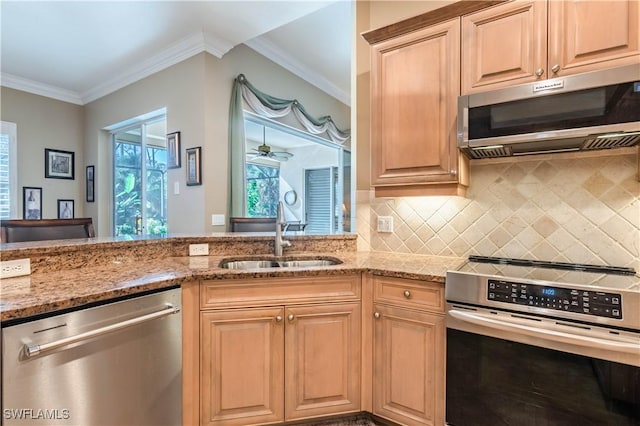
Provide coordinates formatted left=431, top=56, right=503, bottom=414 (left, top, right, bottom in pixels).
left=370, top=18, right=468, bottom=197
left=549, top=0, right=640, bottom=75
left=462, top=0, right=640, bottom=94
left=462, top=0, right=547, bottom=93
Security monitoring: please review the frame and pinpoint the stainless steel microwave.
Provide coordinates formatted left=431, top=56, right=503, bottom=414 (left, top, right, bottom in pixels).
left=457, top=64, right=640, bottom=159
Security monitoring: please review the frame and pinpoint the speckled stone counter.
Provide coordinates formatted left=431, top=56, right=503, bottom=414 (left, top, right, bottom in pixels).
left=1, top=233, right=464, bottom=322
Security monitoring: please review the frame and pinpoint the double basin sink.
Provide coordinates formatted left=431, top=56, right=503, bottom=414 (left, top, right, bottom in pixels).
left=220, top=256, right=342, bottom=270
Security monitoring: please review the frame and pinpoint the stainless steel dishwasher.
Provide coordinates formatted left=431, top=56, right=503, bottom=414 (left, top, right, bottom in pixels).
left=1, top=286, right=182, bottom=426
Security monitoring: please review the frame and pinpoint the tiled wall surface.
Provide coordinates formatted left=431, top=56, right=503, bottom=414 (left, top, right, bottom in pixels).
left=357, top=151, right=640, bottom=270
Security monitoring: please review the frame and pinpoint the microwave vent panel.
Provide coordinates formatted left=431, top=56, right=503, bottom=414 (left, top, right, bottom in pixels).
left=583, top=134, right=640, bottom=150
left=467, top=145, right=511, bottom=159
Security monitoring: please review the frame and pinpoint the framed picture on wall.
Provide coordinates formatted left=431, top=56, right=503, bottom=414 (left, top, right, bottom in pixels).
left=166, top=131, right=181, bottom=169
left=23, top=187, right=42, bottom=219
left=186, top=146, right=202, bottom=186
left=45, top=148, right=75, bottom=179
left=57, top=199, right=74, bottom=219
left=86, top=165, right=95, bottom=202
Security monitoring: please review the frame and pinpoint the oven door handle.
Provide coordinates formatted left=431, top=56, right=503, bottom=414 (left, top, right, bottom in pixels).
left=448, top=309, right=640, bottom=354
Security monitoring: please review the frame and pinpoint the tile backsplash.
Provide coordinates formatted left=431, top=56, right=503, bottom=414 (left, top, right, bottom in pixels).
left=357, top=150, right=640, bottom=270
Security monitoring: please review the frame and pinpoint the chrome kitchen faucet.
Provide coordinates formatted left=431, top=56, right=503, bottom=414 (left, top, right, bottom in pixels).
left=275, top=201, right=291, bottom=256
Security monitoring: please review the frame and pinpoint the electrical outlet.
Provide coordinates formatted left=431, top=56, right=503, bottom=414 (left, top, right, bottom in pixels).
left=189, top=243, right=209, bottom=256
left=0, top=258, right=31, bottom=278
left=377, top=216, right=394, bottom=233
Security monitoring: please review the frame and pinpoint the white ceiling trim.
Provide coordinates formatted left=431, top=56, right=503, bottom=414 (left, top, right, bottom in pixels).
left=1, top=31, right=348, bottom=107
left=81, top=32, right=211, bottom=104
left=1, top=30, right=233, bottom=106
left=245, top=37, right=350, bottom=107
left=0, top=72, right=84, bottom=105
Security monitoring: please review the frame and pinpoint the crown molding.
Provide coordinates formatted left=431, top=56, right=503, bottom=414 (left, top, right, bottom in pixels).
left=0, top=73, right=84, bottom=105
left=81, top=32, right=210, bottom=104
left=1, top=31, right=349, bottom=107
left=245, top=37, right=350, bottom=107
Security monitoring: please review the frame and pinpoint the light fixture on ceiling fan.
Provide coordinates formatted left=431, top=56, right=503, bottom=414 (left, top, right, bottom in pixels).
left=250, top=126, right=294, bottom=162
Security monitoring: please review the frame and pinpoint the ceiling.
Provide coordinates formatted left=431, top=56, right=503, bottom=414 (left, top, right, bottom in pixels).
left=0, top=1, right=352, bottom=106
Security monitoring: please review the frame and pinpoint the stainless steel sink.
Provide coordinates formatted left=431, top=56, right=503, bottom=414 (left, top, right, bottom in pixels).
left=220, top=260, right=281, bottom=269
left=219, top=257, right=342, bottom=270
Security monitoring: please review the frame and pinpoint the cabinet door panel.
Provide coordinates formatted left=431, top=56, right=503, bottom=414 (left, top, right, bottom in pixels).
left=549, top=0, right=640, bottom=75
left=462, top=0, right=547, bottom=93
left=201, top=307, right=284, bottom=426
left=285, top=303, right=361, bottom=421
left=373, top=304, right=445, bottom=426
left=371, top=18, right=460, bottom=186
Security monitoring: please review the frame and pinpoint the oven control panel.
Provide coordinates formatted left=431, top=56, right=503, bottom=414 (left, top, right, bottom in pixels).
left=487, top=279, right=623, bottom=319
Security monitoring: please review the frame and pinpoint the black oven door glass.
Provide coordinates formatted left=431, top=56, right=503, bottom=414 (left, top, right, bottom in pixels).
left=446, top=329, right=640, bottom=426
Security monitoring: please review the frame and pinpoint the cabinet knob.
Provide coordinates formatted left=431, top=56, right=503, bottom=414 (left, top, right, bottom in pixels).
left=288, top=314, right=295, bottom=321
left=535, top=68, right=544, bottom=77
left=275, top=315, right=283, bottom=322
left=551, top=64, right=560, bottom=74
left=404, top=290, right=411, bottom=298
left=374, top=312, right=381, bottom=319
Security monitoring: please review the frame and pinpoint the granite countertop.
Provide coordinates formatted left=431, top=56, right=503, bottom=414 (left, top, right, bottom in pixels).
left=0, top=251, right=465, bottom=322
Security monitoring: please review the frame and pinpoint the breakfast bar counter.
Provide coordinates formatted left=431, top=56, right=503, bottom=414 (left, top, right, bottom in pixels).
left=0, top=234, right=464, bottom=322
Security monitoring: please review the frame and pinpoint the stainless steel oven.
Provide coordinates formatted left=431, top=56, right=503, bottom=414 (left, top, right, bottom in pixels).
left=445, top=256, right=640, bottom=426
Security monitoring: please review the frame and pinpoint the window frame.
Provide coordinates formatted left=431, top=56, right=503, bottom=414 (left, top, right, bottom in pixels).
left=1, top=121, right=18, bottom=219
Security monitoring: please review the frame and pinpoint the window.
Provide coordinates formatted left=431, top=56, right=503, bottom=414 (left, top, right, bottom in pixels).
left=246, top=162, right=279, bottom=217
left=111, top=115, right=167, bottom=236
left=0, top=122, right=17, bottom=219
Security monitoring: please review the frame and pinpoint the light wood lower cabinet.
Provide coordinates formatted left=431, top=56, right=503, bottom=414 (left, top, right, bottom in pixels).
left=370, top=276, right=446, bottom=426
left=285, top=303, right=361, bottom=421
left=200, top=307, right=285, bottom=426
left=198, top=276, right=362, bottom=426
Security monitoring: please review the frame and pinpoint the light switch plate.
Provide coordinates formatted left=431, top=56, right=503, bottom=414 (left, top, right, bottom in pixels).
left=211, top=214, right=225, bottom=226
left=377, top=216, right=394, bottom=233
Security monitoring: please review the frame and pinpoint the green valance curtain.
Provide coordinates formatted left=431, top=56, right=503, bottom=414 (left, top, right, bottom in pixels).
left=228, top=73, right=350, bottom=219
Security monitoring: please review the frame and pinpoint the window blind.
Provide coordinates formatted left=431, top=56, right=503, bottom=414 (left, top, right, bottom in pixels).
left=305, top=168, right=333, bottom=234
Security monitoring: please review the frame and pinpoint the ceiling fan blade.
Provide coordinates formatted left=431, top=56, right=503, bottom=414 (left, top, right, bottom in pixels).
left=270, top=151, right=294, bottom=160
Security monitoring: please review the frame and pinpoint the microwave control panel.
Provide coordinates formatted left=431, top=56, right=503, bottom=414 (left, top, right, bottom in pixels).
left=487, top=279, right=623, bottom=319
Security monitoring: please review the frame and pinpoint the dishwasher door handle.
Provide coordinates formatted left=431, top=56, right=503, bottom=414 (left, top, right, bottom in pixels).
left=24, top=304, right=180, bottom=358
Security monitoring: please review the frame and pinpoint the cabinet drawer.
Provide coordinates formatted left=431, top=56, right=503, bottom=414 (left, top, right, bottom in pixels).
left=373, top=275, right=444, bottom=313
left=201, top=275, right=361, bottom=309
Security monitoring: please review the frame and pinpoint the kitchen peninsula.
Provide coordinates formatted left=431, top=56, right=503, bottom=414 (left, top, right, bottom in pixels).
left=1, top=233, right=462, bottom=426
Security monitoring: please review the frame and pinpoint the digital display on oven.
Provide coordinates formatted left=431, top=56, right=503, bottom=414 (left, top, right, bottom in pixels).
left=487, top=279, right=623, bottom=319
left=541, top=287, right=555, bottom=296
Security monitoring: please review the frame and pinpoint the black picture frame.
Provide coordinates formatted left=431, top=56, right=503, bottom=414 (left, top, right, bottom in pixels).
left=57, top=199, right=75, bottom=219
left=23, top=187, right=42, bottom=219
left=186, top=146, right=202, bottom=186
left=86, top=165, right=95, bottom=202
left=45, top=148, right=75, bottom=179
left=167, top=131, right=181, bottom=169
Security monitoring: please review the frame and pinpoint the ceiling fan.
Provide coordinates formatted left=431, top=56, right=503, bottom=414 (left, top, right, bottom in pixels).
left=249, top=127, right=294, bottom=162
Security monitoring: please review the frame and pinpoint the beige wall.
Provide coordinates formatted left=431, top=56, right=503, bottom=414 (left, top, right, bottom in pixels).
left=82, top=45, right=349, bottom=236
left=1, top=87, right=84, bottom=219
left=84, top=54, right=207, bottom=235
